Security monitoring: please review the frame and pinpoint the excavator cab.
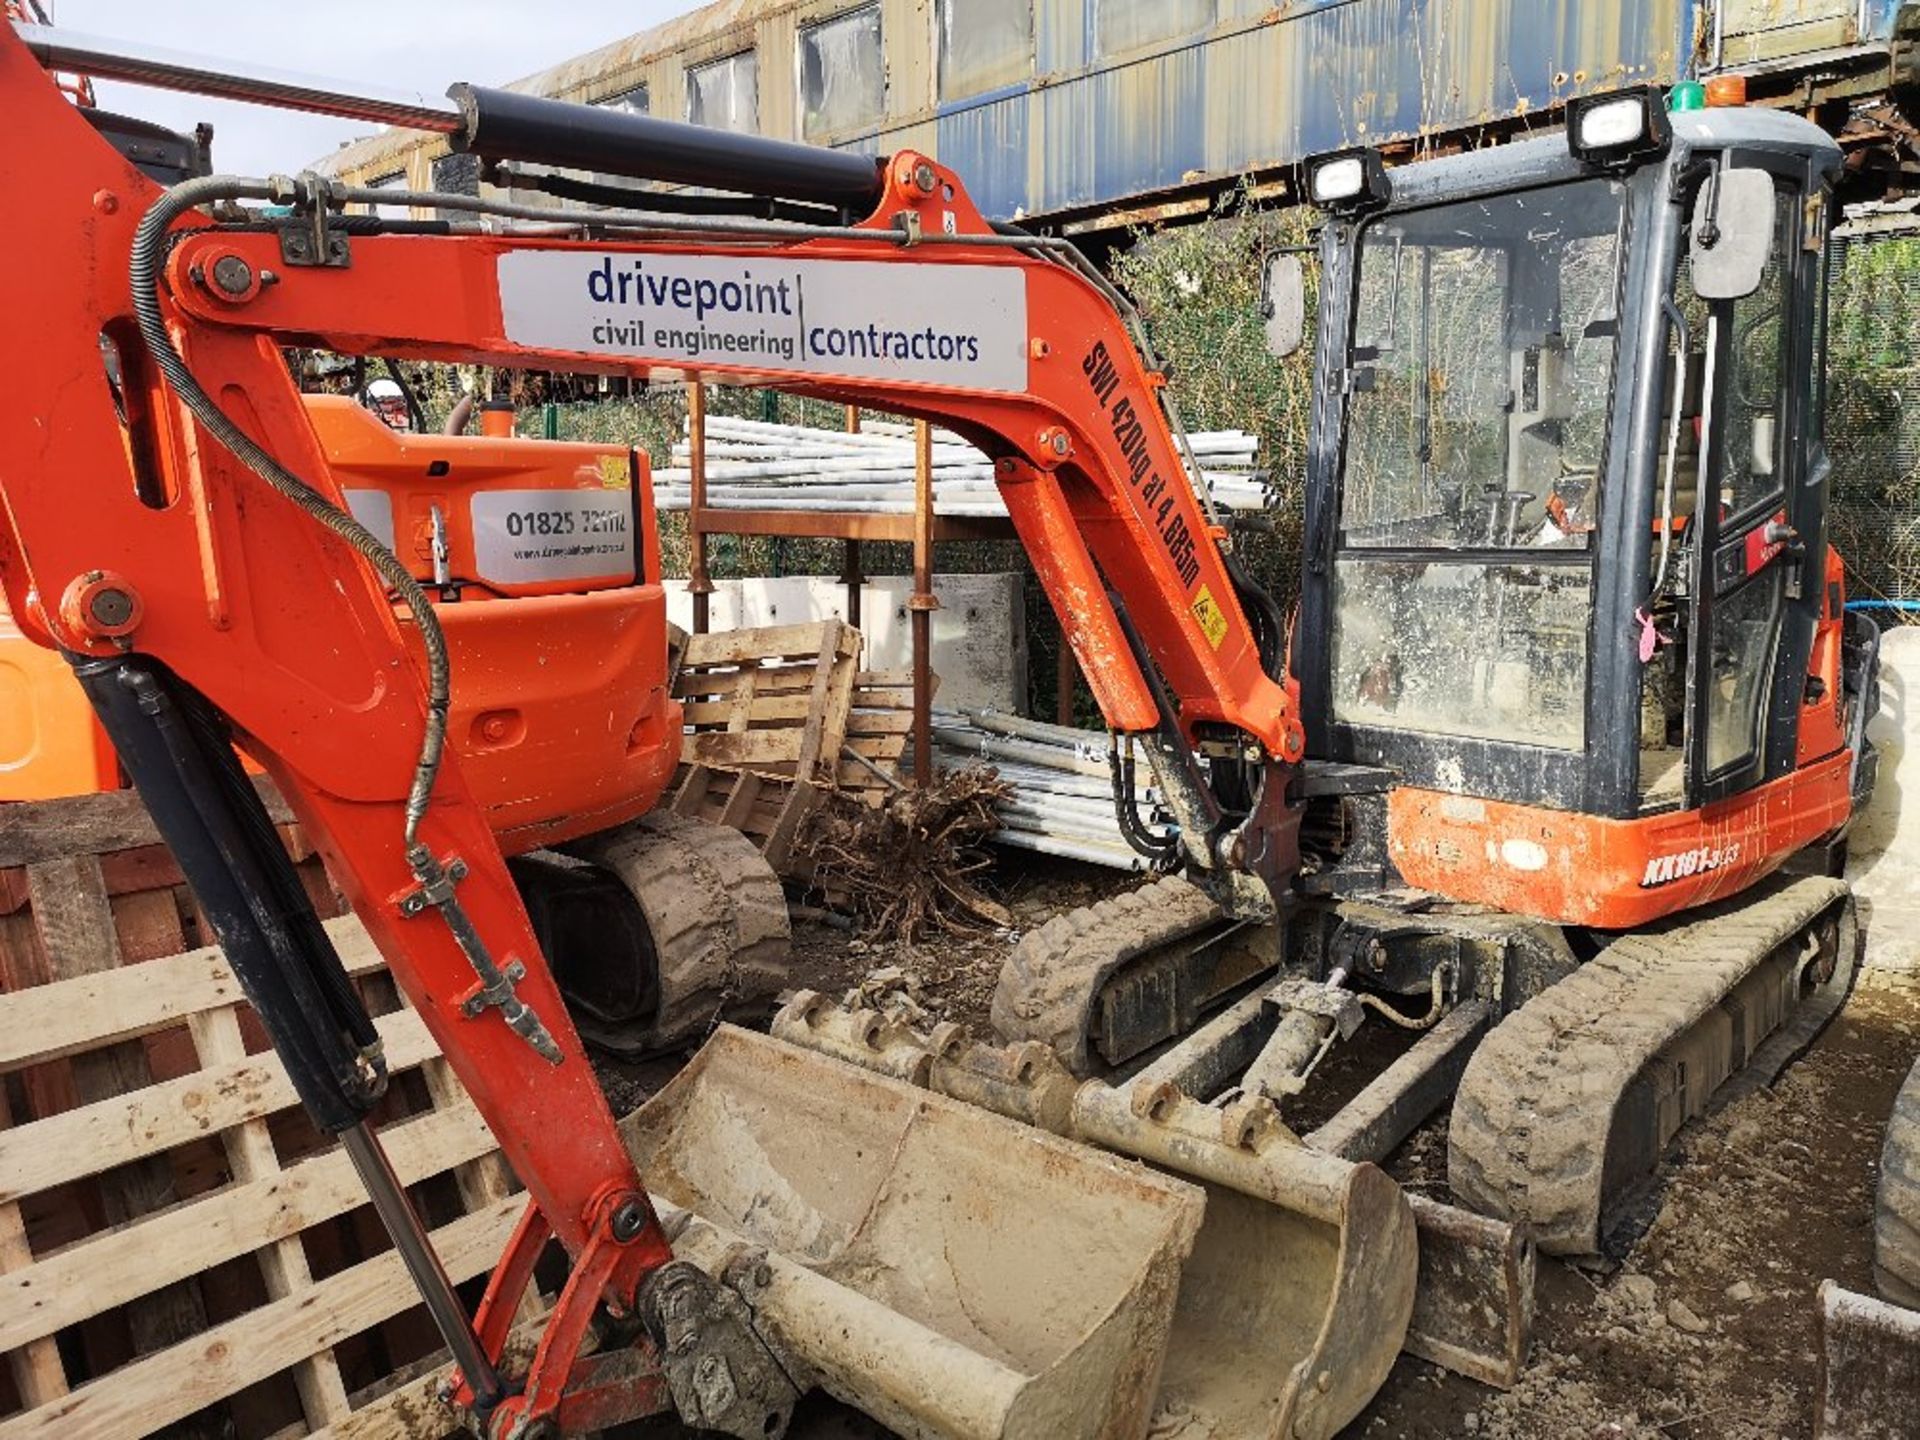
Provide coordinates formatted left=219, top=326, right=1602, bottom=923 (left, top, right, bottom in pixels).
left=1292, top=90, right=1873, bottom=925
left=1, top=22, right=1889, bottom=1435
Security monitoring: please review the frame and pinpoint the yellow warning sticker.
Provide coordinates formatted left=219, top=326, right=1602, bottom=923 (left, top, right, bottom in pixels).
left=597, top=453, right=630, bottom=489
left=1191, top=585, right=1230, bottom=650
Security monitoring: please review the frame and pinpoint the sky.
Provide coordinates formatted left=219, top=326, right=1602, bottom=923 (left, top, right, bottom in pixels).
left=44, top=0, right=697, bottom=175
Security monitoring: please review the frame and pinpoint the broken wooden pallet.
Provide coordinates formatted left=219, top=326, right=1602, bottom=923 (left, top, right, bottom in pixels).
left=837, top=669, right=921, bottom=797
left=669, top=622, right=860, bottom=876
left=675, top=620, right=862, bottom=785
left=0, top=786, right=539, bottom=1440
left=667, top=626, right=934, bottom=869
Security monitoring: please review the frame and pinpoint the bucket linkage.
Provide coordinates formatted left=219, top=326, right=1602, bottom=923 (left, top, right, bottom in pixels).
left=767, top=989, right=1534, bottom=1438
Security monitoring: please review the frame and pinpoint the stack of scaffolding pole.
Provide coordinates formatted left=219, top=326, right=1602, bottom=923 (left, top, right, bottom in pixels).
left=652, top=414, right=1270, bottom=517
left=929, top=708, right=1175, bottom=871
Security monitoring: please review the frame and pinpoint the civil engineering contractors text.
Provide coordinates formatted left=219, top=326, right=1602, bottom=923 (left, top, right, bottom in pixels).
left=584, top=257, right=986, bottom=366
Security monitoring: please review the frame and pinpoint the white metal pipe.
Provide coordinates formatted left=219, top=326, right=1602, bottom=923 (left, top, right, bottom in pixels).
left=987, top=829, right=1150, bottom=871
left=956, top=709, right=1112, bottom=752
left=999, top=793, right=1123, bottom=823
left=931, top=728, right=1112, bottom=777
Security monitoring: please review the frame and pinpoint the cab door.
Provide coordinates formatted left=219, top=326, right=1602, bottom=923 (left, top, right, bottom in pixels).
left=1682, top=168, right=1808, bottom=808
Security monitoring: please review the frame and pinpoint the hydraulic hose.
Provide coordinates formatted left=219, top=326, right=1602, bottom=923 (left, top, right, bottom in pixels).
left=130, top=175, right=450, bottom=847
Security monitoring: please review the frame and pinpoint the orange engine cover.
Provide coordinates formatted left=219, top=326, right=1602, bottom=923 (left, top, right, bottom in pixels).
left=0, top=602, right=120, bottom=799
left=0, top=399, right=682, bottom=848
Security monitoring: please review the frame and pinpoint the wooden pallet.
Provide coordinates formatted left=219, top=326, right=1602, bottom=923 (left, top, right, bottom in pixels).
left=837, top=670, right=920, bottom=797
left=675, top=621, right=862, bottom=785
left=667, top=626, right=934, bottom=876
left=668, top=623, right=859, bottom=876
left=0, top=787, right=538, bottom=1440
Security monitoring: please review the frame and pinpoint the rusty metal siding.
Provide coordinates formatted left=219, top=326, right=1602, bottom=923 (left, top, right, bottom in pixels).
left=1021, top=0, right=1695, bottom=218
left=935, top=88, right=1031, bottom=220
left=320, top=0, right=1903, bottom=223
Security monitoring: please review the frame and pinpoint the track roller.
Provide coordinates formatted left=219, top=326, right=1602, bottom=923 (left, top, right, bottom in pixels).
left=519, top=812, right=790, bottom=1055
left=991, top=877, right=1267, bottom=1074
left=1450, top=875, right=1856, bottom=1258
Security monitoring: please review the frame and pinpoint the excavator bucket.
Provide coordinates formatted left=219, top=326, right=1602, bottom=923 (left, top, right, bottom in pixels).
left=1815, top=1282, right=1920, bottom=1439
left=766, top=997, right=1425, bottom=1439
left=618, top=1026, right=1206, bottom=1440
left=1107, top=1104, right=1417, bottom=1440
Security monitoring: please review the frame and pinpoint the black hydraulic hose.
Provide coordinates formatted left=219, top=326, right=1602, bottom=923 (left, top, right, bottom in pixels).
left=1110, top=739, right=1180, bottom=868
left=73, top=653, right=385, bottom=1133
left=131, top=175, right=449, bottom=846
left=1223, top=550, right=1287, bottom=679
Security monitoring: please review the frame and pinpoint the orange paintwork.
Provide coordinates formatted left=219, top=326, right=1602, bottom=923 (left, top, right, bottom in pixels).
left=302, top=396, right=665, bottom=599
left=0, top=603, right=120, bottom=799
left=0, top=397, right=681, bottom=836
left=160, top=208, right=1303, bottom=762
left=2, top=29, right=643, bottom=1273
left=1796, top=546, right=1850, bottom=770
left=1389, top=752, right=1853, bottom=929
left=0, top=25, right=1303, bottom=1404
left=437, top=589, right=681, bottom=854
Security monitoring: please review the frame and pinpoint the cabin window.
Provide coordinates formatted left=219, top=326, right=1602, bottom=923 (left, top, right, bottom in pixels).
left=935, top=0, right=1032, bottom=100
left=597, top=83, right=649, bottom=115
left=801, top=5, right=884, bottom=140
left=1095, top=0, right=1215, bottom=57
left=687, top=50, right=758, bottom=132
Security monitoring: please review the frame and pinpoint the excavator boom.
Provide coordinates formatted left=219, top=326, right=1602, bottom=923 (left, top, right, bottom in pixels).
left=0, top=22, right=1322, bottom=1438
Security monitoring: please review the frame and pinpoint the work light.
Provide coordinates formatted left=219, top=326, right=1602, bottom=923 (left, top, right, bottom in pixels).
left=1567, top=86, right=1671, bottom=167
left=1307, top=147, right=1390, bottom=213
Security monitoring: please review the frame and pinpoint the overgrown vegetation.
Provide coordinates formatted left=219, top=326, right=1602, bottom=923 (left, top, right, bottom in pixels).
left=1827, top=232, right=1920, bottom=605
left=401, top=206, right=1920, bottom=714
left=1109, top=202, right=1319, bottom=604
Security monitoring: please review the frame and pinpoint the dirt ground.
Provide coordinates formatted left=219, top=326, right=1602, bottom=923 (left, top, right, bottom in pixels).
left=603, top=859, right=1920, bottom=1440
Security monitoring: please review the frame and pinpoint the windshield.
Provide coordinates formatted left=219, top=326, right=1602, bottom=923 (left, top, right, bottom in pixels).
left=1341, top=178, right=1627, bottom=552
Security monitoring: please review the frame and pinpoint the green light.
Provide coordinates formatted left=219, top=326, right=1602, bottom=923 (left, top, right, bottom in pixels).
left=1669, top=82, right=1707, bottom=112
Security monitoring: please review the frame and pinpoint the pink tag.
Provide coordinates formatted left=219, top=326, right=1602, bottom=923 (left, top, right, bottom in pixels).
left=1636, top=608, right=1660, bottom=663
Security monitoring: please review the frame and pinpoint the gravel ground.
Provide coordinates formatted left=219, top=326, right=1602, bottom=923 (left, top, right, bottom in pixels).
left=604, top=861, right=1920, bottom=1440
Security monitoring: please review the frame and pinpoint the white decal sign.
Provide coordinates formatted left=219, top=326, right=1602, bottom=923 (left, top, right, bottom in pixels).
left=471, top=489, right=636, bottom=587
left=497, top=252, right=1029, bottom=393
left=343, top=489, right=396, bottom=552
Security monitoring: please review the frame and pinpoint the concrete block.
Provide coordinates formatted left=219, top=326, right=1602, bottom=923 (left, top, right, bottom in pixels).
left=665, top=573, right=1028, bottom=713
left=1849, top=624, right=1920, bottom=976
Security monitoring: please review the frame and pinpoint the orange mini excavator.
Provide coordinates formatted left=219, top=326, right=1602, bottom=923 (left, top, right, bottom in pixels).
left=0, top=19, right=1885, bottom=1440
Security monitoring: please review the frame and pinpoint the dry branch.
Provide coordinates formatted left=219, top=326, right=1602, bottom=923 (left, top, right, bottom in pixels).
left=799, top=766, right=1013, bottom=941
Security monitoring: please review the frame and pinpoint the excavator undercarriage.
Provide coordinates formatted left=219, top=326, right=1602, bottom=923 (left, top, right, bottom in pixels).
left=0, top=22, right=1900, bottom=1440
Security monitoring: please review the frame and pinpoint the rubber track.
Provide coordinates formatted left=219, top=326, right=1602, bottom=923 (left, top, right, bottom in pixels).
left=990, top=875, right=1223, bottom=1075
left=1877, top=1055, right=1920, bottom=1307
left=575, top=812, right=790, bottom=1053
left=1449, top=876, right=1851, bottom=1258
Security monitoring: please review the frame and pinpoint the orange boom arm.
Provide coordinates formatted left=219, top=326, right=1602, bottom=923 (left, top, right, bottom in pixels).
left=0, top=21, right=1299, bottom=1436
